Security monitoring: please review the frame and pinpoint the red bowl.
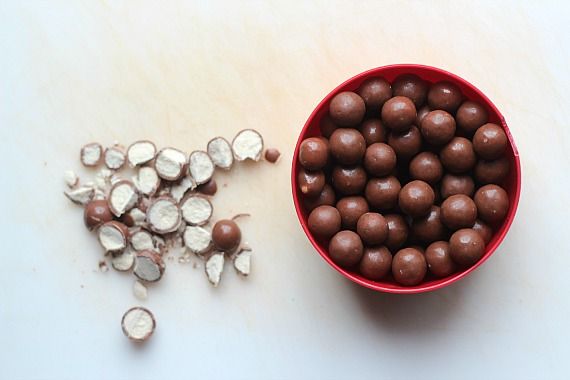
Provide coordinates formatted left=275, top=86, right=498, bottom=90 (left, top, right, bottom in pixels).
left=291, top=64, right=521, bottom=294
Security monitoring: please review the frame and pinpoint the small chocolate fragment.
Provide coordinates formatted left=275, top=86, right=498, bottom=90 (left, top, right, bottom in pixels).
left=364, top=176, right=401, bottom=210
left=440, top=174, right=475, bottom=199
left=427, top=81, right=463, bottom=113
left=328, top=230, right=364, bottom=268
left=456, top=101, right=488, bottom=133
left=298, top=168, right=325, bottom=197
left=441, top=194, right=478, bottom=230
left=320, top=114, right=338, bottom=138
left=308, top=205, right=342, bottom=239
left=329, top=91, right=366, bottom=127
left=357, top=77, right=392, bottom=111
left=197, top=179, right=218, bottom=196
left=398, top=180, right=435, bottom=218
left=381, top=96, right=417, bottom=132
left=420, top=110, right=456, bottom=146
left=449, top=228, right=485, bottom=267
left=474, top=184, right=509, bottom=224
left=359, top=119, right=387, bottom=146
left=329, top=128, right=366, bottom=165
left=392, top=74, right=428, bottom=108
left=363, top=143, right=397, bottom=177
left=416, top=105, right=431, bottom=127
left=384, top=214, right=409, bottom=251
left=359, top=246, right=392, bottom=281
left=299, top=137, right=329, bottom=170
left=336, top=196, right=369, bottom=230
left=440, top=137, right=477, bottom=173
left=474, top=157, right=510, bottom=185
left=392, top=248, right=427, bottom=286
left=265, top=148, right=281, bottom=163
left=425, top=241, right=456, bottom=277
left=473, top=123, right=508, bottom=160
left=412, top=206, right=447, bottom=243
left=304, top=184, right=336, bottom=211
left=472, top=219, right=493, bottom=244
left=356, top=212, right=388, bottom=245
left=212, top=219, right=241, bottom=252
left=84, top=200, right=113, bottom=231
left=332, top=166, right=367, bottom=195
left=388, top=125, right=422, bottom=159
left=409, top=152, right=443, bottom=185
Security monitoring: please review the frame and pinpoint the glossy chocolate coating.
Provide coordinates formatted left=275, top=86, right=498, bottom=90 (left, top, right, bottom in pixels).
left=473, top=123, right=508, bottom=160
left=363, top=143, right=397, bottom=177
left=332, top=166, right=367, bottom=195
left=440, top=137, right=477, bottom=173
left=298, top=168, right=325, bottom=197
left=427, top=81, right=463, bottom=113
left=359, top=246, right=392, bottom=281
left=212, top=219, right=241, bottom=251
left=320, top=114, right=338, bottom=138
left=307, top=205, right=342, bottom=239
left=328, top=230, right=364, bottom=268
left=384, top=214, right=409, bottom=252
left=359, top=118, right=387, bottom=146
left=474, top=184, right=509, bottom=224
left=197, top=179, right=218, bottom=196
left=388, top=125, right=422, bottom=159
left=329, top=128, right=366, bottom=165
left=398, top=180, right=435, bottom=218
left=392, top=248, right=427, bottom=286
left=449, top=228, right=485, bottom=267
left=441, top=194, right=478, bottom=230
left=392, top=74, right=428, bottom=108
left=420, top=110, right=456, bottom=146
left=357, top=77, right=392, bottom=111
left=381, top=96, right=417, bottom=132
left=364, top=176, right=401, bottom=210
left=472, top=219, right=493, bottom=244
left=356, top=212, right=388, bottom=245
left=416, top=106, right=431, bottom=128
left=329, top=91, right=366, bottom=127
left=336, top=196, right=369, bottom=230
left=440, top=174, right=475, bottom=199
left=84, top=200, right=113, bottom=230
left=299, top=137, right=329, bottom=170
left=425, top=241, right=456, bottom=277
left=304, top=184, right=336, bottom=211
left=412, top=206, right=447, bottom=243
left=456, top=101, right=488, bottom=133
left=474, top=157, right=510, bottom=184
left=409, top=152, right=443, bottom=185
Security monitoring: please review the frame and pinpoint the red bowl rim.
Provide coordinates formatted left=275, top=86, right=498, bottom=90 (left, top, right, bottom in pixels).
left=291, top=64, right=521, bottom=294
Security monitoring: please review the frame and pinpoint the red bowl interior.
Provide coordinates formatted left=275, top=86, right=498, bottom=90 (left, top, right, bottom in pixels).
left=291, top=64, right=521, bottom=294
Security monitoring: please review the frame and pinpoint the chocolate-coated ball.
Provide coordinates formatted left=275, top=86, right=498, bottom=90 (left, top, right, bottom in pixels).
left=449, top=228, right=485, bottom=267
left=472, top=219, right=493, bottom=244
left=359, top=118, right=387, bottom=146
left=336, top=196, right=369, bottom=230
left=364, top=176, right=401, bottom=210
left=440, top=174, right=475, bottom=199
left=398, top=180, right=435, bottom=218
left=332, top=166, right=367, bottom=195
left=409, top=152, right=443, bottom=185
left=388, top=125, right=422, bottom=159
left=363, top=143, right=397, bottom=177
left=474, top=184, right=509, bottom=224
left=473, top=123, right=508, bottom=160
left=412, top=206, right=447, bottom=243
left=356, top=212, right=388, bottom=245
left=441, top=194, right=478, bottom=230
left=440, top=137, right=476, bottom=173
left=381, top=96, right=417, bottom=132
left=425, top=241, right=456, bottom=277
left=329, top=128, right=366, bottom=165
left=84, top=200, right=113, bottom=230
left=427, top=81, right=463, bottom=113
left=329, top=91, right=366, bottom=127
left=212, top=219, right=241, bottom=251
left=299, top=137, right=329, bottom=170
left=320, top=114, right=338, bottom=138
left=304, top=184, right=336, bottom=212
left=359, top=246, right=392, bottom=281
left=392, top=74, right=428, bottom=108
left=416, top=105, right=431, bottom=127
left=474, top=157, right=510, bottom=185
left=308, top=205, right=342, bottom=239
left=298, top=168, right=325, bottom=197
left=384, top=214, right=409, bottom=252
left=357, top=77, right=392, bottom=111
left=456, top=101, right=488, bottom=133
left=392, top=248, right=427, bottom=286
left=329, top=230, right=364, bottom=268
left=420, top=110, right=456, bottom=146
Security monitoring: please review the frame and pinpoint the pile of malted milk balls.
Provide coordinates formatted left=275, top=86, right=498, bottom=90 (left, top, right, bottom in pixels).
left=297, top=74, right=510, bottom=286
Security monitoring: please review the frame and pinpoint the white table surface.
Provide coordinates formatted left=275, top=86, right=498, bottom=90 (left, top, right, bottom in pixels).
left=2, top=1, right=570, bottom=379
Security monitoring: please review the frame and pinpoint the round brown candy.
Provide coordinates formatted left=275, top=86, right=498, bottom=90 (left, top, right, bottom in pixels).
left=473, top=123, right=508, bottom=160
left=328, top=230, right=364, bottom=268
left=304, top=184, right=336, bottom=211
left=425, top=241, right=456, bottom=277
left=392, top=248, right=427, bottom=286
left=307, top=205, right=342, bottom=239
left=472, top=219, right=493, bottom=244
left=332, top=166, right=367, bottom=195
left=412, top=206, right=447, bottom=243
left=420, top=110, right=456, bottom=146
left=416, top=105, right=431, bottom=127
left=427, top=81, right=463, bottom=113
left=359, top=246, right=392, bottom=281
left=388, top=125, right=422, bottom=159
left=449, top=228, right=485, bottom=267
left=298, top=168, right=325, bottom=197
left=398, top=180, right=435, bottom=218
left=475, top=157, right=510, bottom=185
left=474, top=184, right=509, bottom=224
left=357, top=77, right=392, bottom=111
left=336, top=196, right=369, bottom=230
left=409, top=152, right=443, bottom=185
left=299, top=137, right=329, bottom=170
left=363, top=143, right=397, bottom=177
left=329, top=128, right=366, bottom=165
left=84, top=200, right=113, bottom=230
left=381, top=96, right=417, bottom=132
left=364, top=176, right=401, bottom=210
left=384, top=214, right=409, bottom=251
left=456, top=101, right=488, bottom=133
left=356, top=212, right=388, bottom=245
left=329, top=91, right=366, bottom=127
left=320, top=114, right=338, bottom=138
left=440, top=137, right=476, bottom=173
left=212, top=220, right=241, bottom=251
left=359, top=119, right=387, bottom=146
left=441, top=194, right=478, bottom=230
left=392, top=74, right=428, bottom=108
left=440, top=174, right=475, bottom=199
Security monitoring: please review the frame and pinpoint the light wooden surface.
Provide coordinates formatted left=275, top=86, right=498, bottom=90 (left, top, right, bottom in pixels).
left=1, top=1, right=569, bottom=379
